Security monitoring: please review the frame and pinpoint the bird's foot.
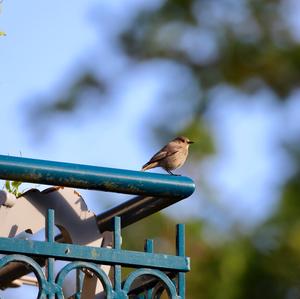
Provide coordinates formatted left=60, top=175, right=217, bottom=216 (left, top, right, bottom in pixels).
left=167, top=170, right=181, bottom=176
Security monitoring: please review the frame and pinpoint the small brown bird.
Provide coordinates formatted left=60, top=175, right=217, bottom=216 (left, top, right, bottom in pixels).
left=141, top=136, right=194, bottom=175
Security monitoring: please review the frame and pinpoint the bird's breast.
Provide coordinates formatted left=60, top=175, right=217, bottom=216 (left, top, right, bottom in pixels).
left=162, top=150, right=188, bottom=170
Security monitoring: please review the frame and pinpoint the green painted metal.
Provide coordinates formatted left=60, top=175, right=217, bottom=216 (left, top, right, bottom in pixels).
left=0, top=210, right=189, bottom=298
left=145, top=239, right=154, bottom=253
left=123, top=268, right=178, bottom=298
left=75, top=268, right=84, bottom=299
left=177, top=224, right=186, bottom=298
left=55, top=262, right=114, bottom=299
left=145, top=239, right=154, bottom=298
left=113, top=217, right=122, bottom=293
left=0, top=155, right=195, bottom=198
left=0, top=254, right=49, bottom=298
left=46, top=210, right=55, bottom=299
left=0, top=237, right=189, bottom=272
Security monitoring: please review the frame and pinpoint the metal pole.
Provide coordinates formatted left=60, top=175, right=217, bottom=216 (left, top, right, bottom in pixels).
left=0, top=155, right=195, bottom=199
left=97, top=195, right=186, bottom=232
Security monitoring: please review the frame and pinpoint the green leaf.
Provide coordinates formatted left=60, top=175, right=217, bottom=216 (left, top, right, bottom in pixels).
left=11, top=181, right=22, bottom=189
left=5, top=180, right=11, bottom=192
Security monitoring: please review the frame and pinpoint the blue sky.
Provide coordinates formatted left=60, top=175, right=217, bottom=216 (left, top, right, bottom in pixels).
left=1, top=0, right=299, bottom=229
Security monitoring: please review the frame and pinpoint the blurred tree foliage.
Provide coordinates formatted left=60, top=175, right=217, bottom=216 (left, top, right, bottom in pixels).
left=28, top=0, right=300, bottom=298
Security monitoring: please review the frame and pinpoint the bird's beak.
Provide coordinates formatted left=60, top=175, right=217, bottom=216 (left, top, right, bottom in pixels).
left=188, top=141, right=194, bottom=144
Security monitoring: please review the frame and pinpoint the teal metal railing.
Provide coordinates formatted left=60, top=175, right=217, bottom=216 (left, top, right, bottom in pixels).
left=0, top=210, right=189, bottom=298
left=0, top=155, right=195, bottom=298
left=0, top=155, right=195, bottom=198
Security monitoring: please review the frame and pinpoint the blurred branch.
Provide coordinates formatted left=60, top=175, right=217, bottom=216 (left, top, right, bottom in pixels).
left=27, top=71, right=107, bottom=130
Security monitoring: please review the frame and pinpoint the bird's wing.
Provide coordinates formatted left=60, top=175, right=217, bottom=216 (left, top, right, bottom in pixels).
left=147, top=150, right=178, bottom=164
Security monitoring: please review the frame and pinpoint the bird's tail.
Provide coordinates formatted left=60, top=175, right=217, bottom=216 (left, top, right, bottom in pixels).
left=141, top=162, right=158, bottom=171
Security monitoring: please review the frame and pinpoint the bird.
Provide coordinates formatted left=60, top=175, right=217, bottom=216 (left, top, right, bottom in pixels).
left=141, top=136, right=194, bottom=175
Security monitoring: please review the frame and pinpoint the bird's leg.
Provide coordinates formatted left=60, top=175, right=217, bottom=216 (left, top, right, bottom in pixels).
left=167, top=169, right=180, bottom=176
